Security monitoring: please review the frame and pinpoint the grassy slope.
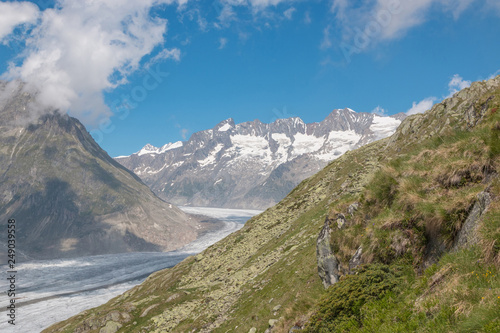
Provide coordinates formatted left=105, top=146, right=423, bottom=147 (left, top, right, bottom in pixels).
left=45, top=76, right=500, bottom=332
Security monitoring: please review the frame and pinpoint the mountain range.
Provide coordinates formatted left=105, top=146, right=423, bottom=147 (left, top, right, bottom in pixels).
left=0, top=81, right=199, bottom=259
left=116, top=109, right=406, bottom=209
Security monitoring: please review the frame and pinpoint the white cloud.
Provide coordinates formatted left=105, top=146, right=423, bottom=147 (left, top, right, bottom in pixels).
left=488, top=70, right=500, bottom=80
left=248, top=0, right=288, bottom=9
left=239, top=32, right=250, bottom=43
left=406, top=97, right=437, bottom=115
left=304, top=11, right=311, bottom=24
left=176, top=123, right=190, bottom=139
left=147, top=48, right=182, bottom=67
left=0, top=1, right=39, bottom=41
left=216, top=0, right=294, bottom=24
left=405, top=73, right=476, bottom=116
left=371, top=106, right=388, bottom=116
left=216, top=3, right=239, bottom=26
left=329, top=0, right=491, bottom=57
left=180, top=128, right=189, bottom=139
left=330, top=0, right=349, bottom=19
left=218, top=37, right=228, bottom=49
left=447, top=74, right=471, bottom=97
left=283, top=7, right=296, bottom=20
left=486, top=0, right=500, bottom=13
left=320, top=25, right=333, bottom=49
left=2, top=0, right=187, bottom=126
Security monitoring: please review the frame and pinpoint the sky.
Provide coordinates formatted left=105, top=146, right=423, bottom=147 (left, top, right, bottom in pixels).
left=0, top=0, right=499, bottom=157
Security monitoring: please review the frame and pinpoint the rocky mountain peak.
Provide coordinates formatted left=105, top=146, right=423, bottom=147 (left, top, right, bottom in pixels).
left=116, top=109, right=406, bottom=209
left=0, top=82, right=198, bottom=259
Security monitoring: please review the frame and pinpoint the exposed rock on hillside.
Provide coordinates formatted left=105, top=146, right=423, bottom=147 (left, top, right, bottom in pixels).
left=317, top=218, right=340, bottom=288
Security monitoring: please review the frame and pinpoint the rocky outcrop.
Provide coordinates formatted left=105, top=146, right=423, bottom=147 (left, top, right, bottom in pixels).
left=389, top=76, right=500, bottom=148
left=347, top=202, right=359, bottom=216
left=316, top=218, right=340, bottom=288
left=453, top=191, right=493, bottom=250
left=349, top=246, right=363, bottom=272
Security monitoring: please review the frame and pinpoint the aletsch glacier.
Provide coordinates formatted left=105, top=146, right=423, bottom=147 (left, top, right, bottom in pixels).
left=0, top=207, right=261, bottom=333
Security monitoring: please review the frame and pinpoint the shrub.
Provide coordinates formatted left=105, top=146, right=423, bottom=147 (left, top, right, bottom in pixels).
left=304, top=264, right=403, bottom=332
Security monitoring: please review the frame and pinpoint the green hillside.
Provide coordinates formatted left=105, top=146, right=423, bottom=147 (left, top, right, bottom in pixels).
left=45, top=76, right=500, bottom=332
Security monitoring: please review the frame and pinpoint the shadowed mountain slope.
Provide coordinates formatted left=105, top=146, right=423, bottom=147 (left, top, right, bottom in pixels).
left=0, top=82, right=198, bottom=260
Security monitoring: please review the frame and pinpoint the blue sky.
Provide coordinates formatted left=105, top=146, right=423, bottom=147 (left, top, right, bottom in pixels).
left=0, top=0, right=499, bottom=157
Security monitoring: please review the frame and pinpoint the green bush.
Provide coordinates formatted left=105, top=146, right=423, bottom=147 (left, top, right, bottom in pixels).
left=304, top=264, right=403, bottom=332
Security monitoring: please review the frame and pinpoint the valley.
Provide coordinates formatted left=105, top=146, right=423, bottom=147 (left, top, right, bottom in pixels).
left=0, top=207, right=260, bottom=333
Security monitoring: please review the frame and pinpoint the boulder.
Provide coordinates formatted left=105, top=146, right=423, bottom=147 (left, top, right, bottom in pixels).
left=316, top=218, right=340, bottom=288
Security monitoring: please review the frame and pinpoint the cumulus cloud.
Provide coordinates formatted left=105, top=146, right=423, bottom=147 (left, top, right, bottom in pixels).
left=405, top=73, right=473, bottom=115
left=1, top=0, right=186, bottom=126
left=406, top=96, right=437, bottom=115
left=447, top=74, right=471, bottom=97
left=0, top=1, right=39, bottom=42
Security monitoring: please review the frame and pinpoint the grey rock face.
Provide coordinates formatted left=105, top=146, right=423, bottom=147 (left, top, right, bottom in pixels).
left=0, top=82, right=198, bottom=259
left=335, top=213, right=347, bottom=229
left=349, top=246, right=363, bottom=272
left=347, top=202, right=359, bottom=216
left=116, top=109, right=404, bottom=209
left=316, top=218, right=340, bottom=289
left=453, top=191, right=492, bottom=250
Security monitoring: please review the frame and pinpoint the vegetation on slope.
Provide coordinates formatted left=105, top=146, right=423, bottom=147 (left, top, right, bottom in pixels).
left=45, top=76, right=500, bottom=332
left=300, top=78, right=500, bottom=332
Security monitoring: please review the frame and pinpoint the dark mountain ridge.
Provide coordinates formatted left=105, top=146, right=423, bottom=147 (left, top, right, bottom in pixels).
left=0, top=82, right=199, bottom=259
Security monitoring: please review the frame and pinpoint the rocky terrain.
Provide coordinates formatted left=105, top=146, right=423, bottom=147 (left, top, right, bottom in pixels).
left=116, top=109, right=405, bottom=209
left=0, top=82, right=199, bottom=260
left=45, top=75, right=500, bottom=332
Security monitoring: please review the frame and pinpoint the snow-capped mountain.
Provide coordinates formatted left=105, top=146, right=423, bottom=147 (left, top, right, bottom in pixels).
left=115, top=108, right=406, bottom=209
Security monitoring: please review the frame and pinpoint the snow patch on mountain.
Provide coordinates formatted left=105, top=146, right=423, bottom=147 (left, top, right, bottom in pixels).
left=198, top=144, right=224, bottom=167
left=230, top=135, right=270, bottom=159
left=137, top=141, right=183, bottom=156
left=370, top=116, right=401, bottom=140
left=292, top=133, right=325, bottom=157
left=115, top=109, right=405, bottom=209
left=218, top=123, right=232, bottom=132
